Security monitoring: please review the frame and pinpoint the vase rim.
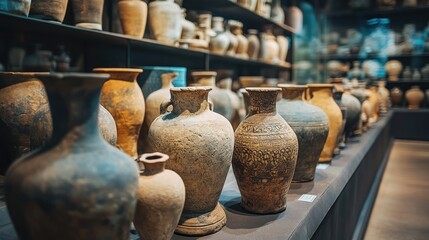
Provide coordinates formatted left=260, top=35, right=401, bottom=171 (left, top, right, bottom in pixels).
left=35, top=72, right=111, bottom=81
left=139, top=152, right=169, bottom=164
left=277, top=84, right=307, bottom=89
left=170, top=86, right=212, bottom=92
left=191, top=71, right=217, bottom=77
left=245, top=87, right=281, bottom=92
left=307, top=83, right=334, bottom=89
left=93, top=68, right=143, bottom=73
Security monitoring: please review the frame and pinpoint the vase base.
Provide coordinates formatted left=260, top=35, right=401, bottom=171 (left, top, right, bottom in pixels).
left=241, top=202, right=287, bottom=214
left=175, top=203, right=226, bottom=236
left=76, top=23, right=102, bottom=30
left=319, top=157, right=332, bottom=163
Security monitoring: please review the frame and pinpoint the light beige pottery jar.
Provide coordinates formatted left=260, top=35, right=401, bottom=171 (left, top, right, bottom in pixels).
left=405, top=86, right=424, bottom=109
left=259, top=27, right=280, bottom=63
left=385, top=60, right=403, bottom=81
left=209, top=17, right=230, bottom=54
left=247, top=29, right=260, bottom=60
left=378, top=81, right=390, bottom=115
left=367, top=86, right=380, bottom=123
left=118, top=0, right=148, bottom=38
left=148, top=0, right=182, bottom=45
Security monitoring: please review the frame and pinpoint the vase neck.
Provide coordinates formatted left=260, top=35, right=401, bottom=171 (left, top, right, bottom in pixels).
left=310, top=86, right=333, bottom=99
left=37, top=73, right=110, bottom=147
left=280, top=86, right=305, bottom=101
left=140, top=152, right=168, bottom=176
left=161, top=72, right=178, bottom=89
left=170, top=87, right=211, bottom=115
left=247, top=88, right=280, bottom=115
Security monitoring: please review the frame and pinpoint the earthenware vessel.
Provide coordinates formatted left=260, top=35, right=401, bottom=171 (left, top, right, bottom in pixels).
left=94, top=68, right=144, bottom=160
left=29, top=0, right=68, bottom=22
left=308, top=84, right=343, bottom=163
left=378, top=81, right=390, bottom=115
left=7, top=0, right=31, bottom=16
left=71, top=0, right=104, bottom=30
left=217, top=76, right=241, bottom=129
left=209, top=17, right=229, bottom=54
left=146, top=87, right=234, bottom=236
left=271, top=0, right=284, bottom=23
left=0, top=72, right=47, bottom=174
left=405, top=86, right=424, bottom=109
left=225, top=20, right=239, bottom=56
left=149, top=0, right=182, bottom=45
left=5, top=73, right=139, bottom=240
left=138, top=66, right=186, bottom=99
left=192, top=71, right=233, bottom=121
left=285, top=5, right=303, bottom=33
left=277, top=85, right=329, bottom=182
left=247, top=29, right=260, bottom=60
left=361, top=94, right=372, bottom=131
left=333, top=91, right=347, bottom=154
left=402, top=66, right=412, bottom=80
left=385, top=60, right=402, bottom=81
left=237, top=0, right=257, bottom=11
left=259, top=26, right=279, bottom=63
left=421, top=64, right=429, bottom=79
left=233, top=87, right=297, bottom=213
left=118, top=0, right=148, bottom=38
left=232, top=21, right=249, bottom=59
left=390, top=87, right=403, bottom=107
left=412, top=68, right=421, bottom=81
left=30, top=104, right=117, bottom=148
left=367, top=86, right=380, bottom=122
left=134, top=152, right=185, bottom=240
left=277, top=35, right=289, bottom=65
left=180, top=9, right=195, bottom=40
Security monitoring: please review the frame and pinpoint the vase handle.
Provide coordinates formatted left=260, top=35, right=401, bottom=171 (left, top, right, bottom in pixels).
left=208, top=101, right=214, bottom=111
left=160, top=101, right=173, bottom=114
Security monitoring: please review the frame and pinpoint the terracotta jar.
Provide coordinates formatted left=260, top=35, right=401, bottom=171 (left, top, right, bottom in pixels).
left=277, top=35, right=289, bottom=65
left=405, top=86, right=424, bottom=109
left=402, top=66, right=412, bottom=80
left=134, top=152, right=185, bottom=240
left=7, top=0, right=31, bottom=16
left=232, top=21, right=249, bottom=59
left=233, top=87, right=297, bottom=213
left=192, top=71, right=234, bottom=121
left=308, top=84, right=342, bottom=163
left=277, top=85, right=329, bottom=182
left=367, top=86, right=380, bottom=122
left=247, top=29, right=260, bottom=60
left=259, top=27, right=280, bottom=63
left=30, top=104, right=117, bottom=149
left=29, top=0, right=68, bottom=22
left=118, top=0, right=148, bottom=38
left=5, top=73, right=139, bottom=240
left=94, top=68, right=144, bottom=160
left=149, top=0, right=182, bottom=45
left=209, top=17, right=229, bottom=54
left=144, top=72, right=177, bottom=132
left=146, top=87, right=234, bottom=236
left=225, top=20, right=239, bottom=56
left=0, top=72, right=48, bottom=174
left=390, top=87, right=403, bottom=107
left=285, top=6, right=303, bottom=33
left=361, top=94, right=372, bottom=131
left=385, top=60, right=402, bottom=81
left=378, top=81, right=390, bottom=115
left=71, top=0, right=104, bottom=30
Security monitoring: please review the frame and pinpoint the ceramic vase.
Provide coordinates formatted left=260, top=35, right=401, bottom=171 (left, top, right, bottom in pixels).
left=94, top=68, right=144, bottom=160
left=71, top=0, right=104, bottom=30
left=405, top=86, right=424, bottom=109
left=333, top=91, right=347, bottom=154
left=277, top=35, right=289, bottom=65
left=247, top=29, right=260, bottom=60
left=5, top=73, right=139, bottom=240
left=368, top=86, right=380, bottom=122
left=259, top=27, right=279, bottom=63
left=209, top=17, right=230, bottom=54
left=271, top=0, right=284, bottom=23
left=217, top=76, right=241, bottom=130
left=361, top=94, right=372, bottom=131
left=421, top=64, right=429, bottom=79
left=138, top=66, right=186, bottom=99
left=134, top=152, right=185, bottom=240
left=277, top=85, right=329, bottom=182
left=225, top=20, right=239, bottom=56
left=237, top=0, right=257, bottom=10
left=239, top=76, right=264, bottom=88
left=192, top=71, right=234, bottom=121
left=149, top=0, right=182, bottom=45
left=385, top=60, right=403, bottom=81
left=29, top=0, right=68, bottom=22
left=232, top=21, right=249, bottom=59
left=30, top=104, right=117, bottom=148
left=118, top=0, right=148, bottom=38
left=146, top=87, right=234, bottom=236
left=378, top=81, right=390, bottom=115
left=7, top=0, right=31, bottom=16
left=308, top=84, right=343, bottom=163
left=403, top=66, right=412, bottom=80
left=0, top=72, right=48, bottom=174
left=390, top=87, right=403, bottom=107
left=233, top=87, right=298, bottom=213
left=180, top=8, right=195, bottom=40
left=285, top=6, right=303, bottom=33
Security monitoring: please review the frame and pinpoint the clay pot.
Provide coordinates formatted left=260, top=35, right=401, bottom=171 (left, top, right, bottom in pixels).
left=239, top=76, right=264, bottom=88
left=367, top=86, right=380, bottom=122
left=218, top=76, right=241, bottom=129
left=390, top=87, right=403, bottom=107
left=192, top=71, right=234, bottom=121
left=402, top=66, right=412, bottom=80
left=285, top=6, right=303, bottom=33
left=30, top=104, right=117, bottom=149
left=118, top=0, right=148, bottom=38
left=0, top=72, right=48, bottom=174
left=134, top=152, right=185, bottom=240
left=138, top=66, right=186, bottom=99
left=232, top=21, right=249, bottom=59
left=308, top=84, right=343, bottom=163
left=225, top=20, right=239, bottom=56
left=259, top=27, right=280, bottom=63
left=237, top=0, right=257, bottom=10
left=421, top=64, right=429, bottom=79
left=146, top=87, right=234, bottom=236
left=29, top=0, right=68, bottom=22
left=277, top=35, right=289, bottom=65
left=209, top=17, right=229, bottom=54
left=271, top=0, right=284, bottom=23
left=361, top=94, right=372, bottom=131
left=247, top=29, right=260, bottom=60
left=378, top=81, right=390, bottom=115
left=144, top=72, right=177, bottom=132
left=94, top=68, right=144, bottom=160
left=277, top=85, right=329, bottom=182
left=180, top=9, right=195, bottom=40
left=333, top=91, right=347, bottom=154
left=149, top=0, right=182, bottom=45
left=71, top=0, right=104, bottom=30
left=385, top=60, right=402, bottom=81
left=233, top=87, right=297, bottom=213
left=5, top=73, right=139, bottom=240
left=405, top=86, right=424, bottom=109
left=7, top=0, right=31, bottom=16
